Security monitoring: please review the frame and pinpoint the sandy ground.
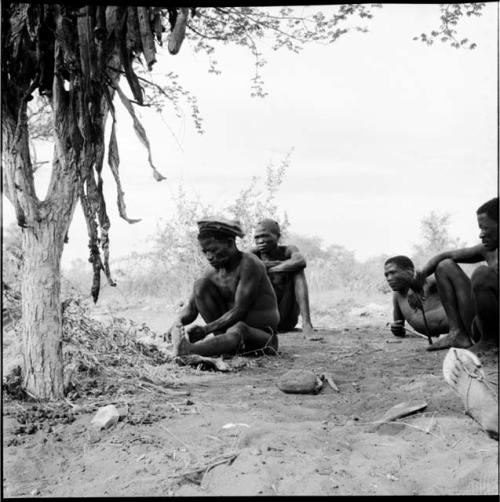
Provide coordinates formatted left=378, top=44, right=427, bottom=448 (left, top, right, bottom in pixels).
left=2, top=301, right=499, bottom=497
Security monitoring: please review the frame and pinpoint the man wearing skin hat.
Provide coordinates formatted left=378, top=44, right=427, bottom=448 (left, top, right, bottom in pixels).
left=252, top=218, right=315, bottom=338
left=169, top=217, right=280, bottom=357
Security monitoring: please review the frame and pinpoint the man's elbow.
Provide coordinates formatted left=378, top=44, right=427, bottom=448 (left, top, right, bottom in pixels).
left=231, top=306, right=248, bottom=321
left=295, top=258, right=307, bottom=269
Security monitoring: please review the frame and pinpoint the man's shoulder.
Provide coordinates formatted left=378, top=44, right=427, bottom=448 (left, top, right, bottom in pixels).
left=278, top=244, right=298, bottom=258
left=241, top=251, right=266, bottom=269
left=393, top=290, right=407, bottom=302
left=281, top=244, right=299, bottom=252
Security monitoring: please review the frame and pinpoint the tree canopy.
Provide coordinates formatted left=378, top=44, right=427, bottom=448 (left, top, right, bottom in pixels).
left=2, top=4, right=389, bottom=302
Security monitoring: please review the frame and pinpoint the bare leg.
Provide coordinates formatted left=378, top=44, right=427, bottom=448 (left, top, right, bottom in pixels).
left=427, top=259, right=474, bottom=351
left=468, top=265, right=499, bottom=355
left=175, top=321, right=277, bottom=357
left=276, top=280, right=299, bottom=332
left=191, top=278, right=227, bottom=339
left=443, top=348, right=498, bottom=439
left=294, top=270, right=315, bottom=337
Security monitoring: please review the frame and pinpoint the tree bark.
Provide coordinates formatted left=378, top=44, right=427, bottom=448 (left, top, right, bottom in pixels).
left=21, top=219, right=66, bottom=399
left=3, top=97, right=78, bottom=400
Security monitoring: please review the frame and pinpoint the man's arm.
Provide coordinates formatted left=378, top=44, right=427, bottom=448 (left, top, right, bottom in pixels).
left=202, top=258, right=264, bottom=335
left=393, top=294, right=405, bottom=322
left=176, top=295, right=198, bottom=326
left=420, top=244, right=486, bottom=277
left=267, top=245, right=306, bottom=273
left=390, top=293, right=406, bottom=336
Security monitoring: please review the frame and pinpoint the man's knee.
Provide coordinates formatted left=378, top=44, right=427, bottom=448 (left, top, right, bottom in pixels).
left=471, top=265, right=498, bottom=291
left=435, top=258, right=457, bottom=277
left=193, top=278, right=212, bottom=297
left=293, top=269, right=307, bottom=286
left=227, top=321, right=247, bottom=335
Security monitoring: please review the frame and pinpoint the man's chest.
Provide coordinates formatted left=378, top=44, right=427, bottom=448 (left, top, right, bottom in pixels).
left=485, top=249, right=498, bottom=269
left=211, top=270, right=240, bottom=298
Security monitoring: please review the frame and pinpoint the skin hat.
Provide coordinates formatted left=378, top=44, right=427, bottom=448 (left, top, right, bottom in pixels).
left=197, top=218, right=245, bottom=238
left=256, top=218, right=281, bottom=237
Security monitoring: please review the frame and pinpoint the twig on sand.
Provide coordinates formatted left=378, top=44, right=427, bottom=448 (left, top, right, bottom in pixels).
left=385, top=325, right=428, bottom=341
left=425, top=412, right=436, bottom=434
left=321, top=373, right=340, bottom=392
left=169, top=451, right=239, bottom=483
left=361, top=419, right=446, bottom=442
left=137, top=379, right=188, bottom=396
left=450, top=437, right=464, bottom=449
left=159, top=424, right=196, bottom=459
left=64, top=397, right=77, bottom=409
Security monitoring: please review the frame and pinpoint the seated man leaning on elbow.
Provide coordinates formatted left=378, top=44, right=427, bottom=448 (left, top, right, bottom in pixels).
left=415, top=197, right=498, bottom=354
left=385, top=197, right=498, bottom=355
left=169, top=218, right=280, bottom=358
left=251, top=218, right=315, bottom=338
left=384, top=255, right=450, bottom=341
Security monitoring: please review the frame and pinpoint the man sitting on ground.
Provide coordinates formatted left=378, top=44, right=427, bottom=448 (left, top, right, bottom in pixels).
left=384, top=255, right=449, bottom=341
left=251, top=218, right=315, bottom=338
left=169, top=218, right=280, bottom=357
left=415, top=197, right=498, bottom=354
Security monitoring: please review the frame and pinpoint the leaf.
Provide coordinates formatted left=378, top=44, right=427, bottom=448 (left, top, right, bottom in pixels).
left=10, top=4, right=30, bottom=59
left=126, top=6, right=143, bottom=53
left=168, top=7, right=189, bottom=55
left=108, top=120, right=142, bottom=224
left=120, top=11, right=144, bottom=104
left=115, top=85, right=166, bottom=182
left=137, top=7, right=156, bottom=69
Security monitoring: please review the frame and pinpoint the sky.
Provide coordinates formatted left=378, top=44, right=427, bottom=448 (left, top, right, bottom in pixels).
left=2, top=4, right=498, bottom=268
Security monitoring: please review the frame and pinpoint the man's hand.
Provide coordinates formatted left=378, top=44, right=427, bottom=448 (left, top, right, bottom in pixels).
left=262, top=260, right=283, bottom=270
left=187, top=324, right=207, bottom=343
left=166, top=319, right=183, bottom=342
left=390, top=320, right=406, bottom=337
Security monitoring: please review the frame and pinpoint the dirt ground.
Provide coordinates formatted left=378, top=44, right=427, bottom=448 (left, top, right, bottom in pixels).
left=2, top=301, right=499, bottom=497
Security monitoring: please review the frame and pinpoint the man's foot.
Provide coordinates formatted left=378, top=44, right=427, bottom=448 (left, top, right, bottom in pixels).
left=171, top=324, right=190, bottom=356
left=426, top=330, right=472, bottom=352
left=302, top=323, right=322, bottom=341
left=468, top=340, right=499, bottom=357
left=443, top=348, right=498, bottom=439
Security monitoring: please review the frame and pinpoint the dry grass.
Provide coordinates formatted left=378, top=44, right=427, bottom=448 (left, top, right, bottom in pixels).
left=2, top=290, right=180, bottom=401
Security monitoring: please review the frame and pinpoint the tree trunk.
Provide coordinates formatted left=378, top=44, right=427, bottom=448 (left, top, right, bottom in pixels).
left=3, top=102, right=78, bottom=400
left=21, top=219, right=66, bottom=399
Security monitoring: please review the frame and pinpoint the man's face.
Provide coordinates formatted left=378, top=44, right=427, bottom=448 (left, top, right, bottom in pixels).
left=384, top=263, right=414, bottom=291
left=254, top=228, right=279, bottom=253
left=199, top=237, right=233, bottom=269
left=477, top=213, right=498, bottom=251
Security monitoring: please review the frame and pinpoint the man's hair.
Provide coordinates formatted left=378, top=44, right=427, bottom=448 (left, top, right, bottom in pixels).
left=197, top=230, right=235, bottom=243
left=384, top=255, right=415, bottom=270
left=476, top=197, right=499, bottom=223
left=255, top=218, right=281, bottom=237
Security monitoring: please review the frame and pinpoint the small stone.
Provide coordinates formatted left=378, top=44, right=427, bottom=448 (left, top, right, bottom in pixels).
left=277, top=369, right=323, bottom=394
left=91, top=405, right=120, bottom=430
left=30, top=488, right=40, bottom=496
left=116, top=406, right=128, bottom=420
